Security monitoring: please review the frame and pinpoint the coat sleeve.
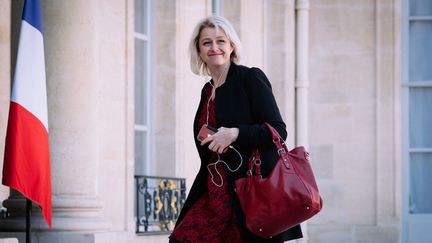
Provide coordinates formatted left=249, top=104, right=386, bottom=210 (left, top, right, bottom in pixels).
left=235, top=67, right=287, bottom=148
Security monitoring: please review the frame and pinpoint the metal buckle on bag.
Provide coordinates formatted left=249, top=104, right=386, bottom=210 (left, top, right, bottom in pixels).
left=277, top=148, right=286, bottom=155
left=254, top=159, right=261, bottom=165
left=246, top=169, right=253, bottom=176
left=273, top=136, right=284, bottom=144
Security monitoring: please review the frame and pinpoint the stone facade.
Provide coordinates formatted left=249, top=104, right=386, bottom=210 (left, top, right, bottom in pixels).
left=0, top=0, right=403, bottom=242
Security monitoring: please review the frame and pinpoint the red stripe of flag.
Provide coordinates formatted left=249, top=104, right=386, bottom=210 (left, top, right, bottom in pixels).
left=3, top=102, right=52, bottom=227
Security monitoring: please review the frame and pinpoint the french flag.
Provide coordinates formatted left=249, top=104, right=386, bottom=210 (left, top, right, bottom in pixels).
left=2, top=0, right=52, bottom=228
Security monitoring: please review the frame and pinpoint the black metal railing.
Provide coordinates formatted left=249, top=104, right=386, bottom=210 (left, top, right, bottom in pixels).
left=135, top=175, right=186, bottom=235
left=0, top=207, right=9, bottom=219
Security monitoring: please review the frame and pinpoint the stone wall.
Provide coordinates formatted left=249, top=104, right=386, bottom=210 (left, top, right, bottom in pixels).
left=308, top=0, right=400, bottom=242
left=0, top=0, right=402, bottom=242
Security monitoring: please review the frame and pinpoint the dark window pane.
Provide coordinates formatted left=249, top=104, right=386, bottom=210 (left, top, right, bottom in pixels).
left=134, top=39, right=147, bottom=125
left=134, top=130, right=147, bottom=175
left=410, top=153, right=432, bottom=214
left=409, top=88, right=432, bottom=148
left=134, top=0, right=148, bottom=34
left=410, top=0, right=432, bottom=16
left=409, top=21, right=432, bottom=82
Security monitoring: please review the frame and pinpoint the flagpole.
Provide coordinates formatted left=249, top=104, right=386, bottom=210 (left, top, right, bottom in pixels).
left=26, top=198, right=32, bottom=243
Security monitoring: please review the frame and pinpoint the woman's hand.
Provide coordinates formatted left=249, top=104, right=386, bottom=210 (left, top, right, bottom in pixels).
left=201, top=127, right=239, bottom=154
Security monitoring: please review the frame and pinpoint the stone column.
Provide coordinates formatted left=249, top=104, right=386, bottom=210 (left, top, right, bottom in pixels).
left=296, top=0, right=310, bottom=242
left=1, top=0, right=110, bottom=233
left=283, top=0, right=297, bottom=149
left=43, top=0, right=110, bottom=232
left=240, top=0, right=264, bottom=68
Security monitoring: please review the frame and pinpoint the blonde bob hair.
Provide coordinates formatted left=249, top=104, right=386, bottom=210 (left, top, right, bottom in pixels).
left=189, top=16, right=242, bottom=76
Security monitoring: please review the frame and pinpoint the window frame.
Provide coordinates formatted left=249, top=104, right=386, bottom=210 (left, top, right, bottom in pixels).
left=134, top=0, right=154, bottom=176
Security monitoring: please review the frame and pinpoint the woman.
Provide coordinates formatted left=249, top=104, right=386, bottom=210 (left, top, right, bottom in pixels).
left=169, top=16, right=303, bottom=242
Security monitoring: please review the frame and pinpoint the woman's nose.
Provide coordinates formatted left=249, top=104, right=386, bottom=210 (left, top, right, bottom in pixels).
left=209, top=41, right=218, bottom=50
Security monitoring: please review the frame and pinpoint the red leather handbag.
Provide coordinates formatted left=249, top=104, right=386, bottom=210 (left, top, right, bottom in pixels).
left=234, top=123, right=323, bottom=239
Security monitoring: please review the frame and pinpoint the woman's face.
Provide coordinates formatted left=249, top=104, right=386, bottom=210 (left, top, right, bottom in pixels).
left=198, top=27, right=233, bottom=69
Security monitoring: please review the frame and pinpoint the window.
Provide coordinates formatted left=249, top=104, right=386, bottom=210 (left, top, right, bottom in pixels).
left=402, top=0, right=432, bottom=241
left=405, top=0, right=432, bottom=215
left=134, top=0, right=152, bottom=175
left=133, top=3, right=185, bottom=234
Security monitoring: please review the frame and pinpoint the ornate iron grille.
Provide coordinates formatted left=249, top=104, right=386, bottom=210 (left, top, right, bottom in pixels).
left=135, top=175, right=186, bottom=235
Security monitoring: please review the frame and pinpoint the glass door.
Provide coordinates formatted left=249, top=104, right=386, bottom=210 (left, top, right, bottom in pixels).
left=402, top=0, right=432, bottom=242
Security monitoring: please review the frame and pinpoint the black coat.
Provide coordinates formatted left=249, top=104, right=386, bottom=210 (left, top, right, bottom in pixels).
left=172, top=63, right=303, bottom=242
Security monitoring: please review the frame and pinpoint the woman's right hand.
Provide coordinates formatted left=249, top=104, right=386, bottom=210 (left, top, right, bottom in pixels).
left=201, top=127, right=239, bottom=154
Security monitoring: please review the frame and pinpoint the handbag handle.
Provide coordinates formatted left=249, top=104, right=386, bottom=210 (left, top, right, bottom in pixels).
left=263, top=123, right=291, bottom=169
left=247, top=123, right=291, bottom=177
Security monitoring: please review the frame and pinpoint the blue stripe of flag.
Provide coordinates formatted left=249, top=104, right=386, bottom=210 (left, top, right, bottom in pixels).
left=22, top=0, right=43, bottom=33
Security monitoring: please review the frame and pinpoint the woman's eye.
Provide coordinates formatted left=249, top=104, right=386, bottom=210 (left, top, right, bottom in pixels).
left=203, top=42, right=211, bottom=46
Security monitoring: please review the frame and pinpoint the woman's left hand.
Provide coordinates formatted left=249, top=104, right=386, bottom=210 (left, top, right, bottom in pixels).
left=201, top=127, right=239, bottom=154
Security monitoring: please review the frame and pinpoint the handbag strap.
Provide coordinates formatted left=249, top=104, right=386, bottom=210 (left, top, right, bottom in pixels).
left=247, top=123, right=291, bottom=177
left=248, top=149, right=262, bottom=176
left=263, top=123, right=284, bottom=145
left=263, top=123, right=290, bottom=168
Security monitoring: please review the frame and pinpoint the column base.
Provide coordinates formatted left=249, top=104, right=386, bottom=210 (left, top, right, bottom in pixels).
left=0, top=231, right=129, bottom=243
left=0, top=216, right=111, bottom=232
left=1, top=195, right=111, bottom=232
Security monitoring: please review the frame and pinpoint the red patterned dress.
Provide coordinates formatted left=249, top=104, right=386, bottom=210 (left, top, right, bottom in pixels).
left=170, top=84, right=242, bottom=242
